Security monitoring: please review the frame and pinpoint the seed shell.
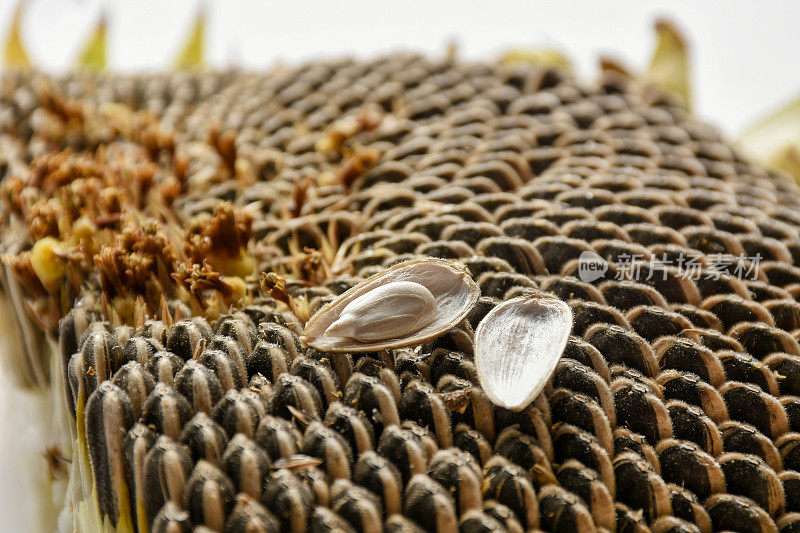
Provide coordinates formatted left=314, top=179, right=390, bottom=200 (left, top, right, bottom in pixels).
left=474, top=293, right=572, bottom=411
left=302, top=258, right=479, bottom=352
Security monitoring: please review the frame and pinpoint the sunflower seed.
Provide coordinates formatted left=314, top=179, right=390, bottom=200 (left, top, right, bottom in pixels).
left=302, top=258, right=479, bottom=352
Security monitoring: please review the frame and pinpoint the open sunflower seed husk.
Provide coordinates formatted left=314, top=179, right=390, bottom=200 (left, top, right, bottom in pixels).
left=474, top=293, right=572, bottom=411
left=301, top=258, right=479, bottom=353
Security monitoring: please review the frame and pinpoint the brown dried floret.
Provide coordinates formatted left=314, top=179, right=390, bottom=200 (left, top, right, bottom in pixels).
left=336, top=146, right=381, bottom=189
left=184, top=202, right=255, bottom=277
left=172, top=260, right=245, bottom=310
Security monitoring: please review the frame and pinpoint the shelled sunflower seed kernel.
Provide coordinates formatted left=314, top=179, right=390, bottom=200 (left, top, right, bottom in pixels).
left=3, top=49, right=800, bottom=533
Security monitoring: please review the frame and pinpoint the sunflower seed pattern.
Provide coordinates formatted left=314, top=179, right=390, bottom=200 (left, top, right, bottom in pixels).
left=2, top=50, right=800, bottom=533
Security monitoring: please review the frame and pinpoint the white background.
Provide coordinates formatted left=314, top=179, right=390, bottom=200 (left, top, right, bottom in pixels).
left=0, top=0, right=798, bottom=135
left=0, top=0, right=799, bottom=530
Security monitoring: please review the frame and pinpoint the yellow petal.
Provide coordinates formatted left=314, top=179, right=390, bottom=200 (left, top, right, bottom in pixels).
left=173, top=6, right=205, bottom=70
left=75, top=12, right=107, bottom=71
left=738, top=95, right=800, bottom=182
left=3, top=0, right=31, bottom=69
left=500, top=48, right=572, bottom=72
left=768, top=145, right=800, bottom=181
left=644, top=19, right=691, bottom=109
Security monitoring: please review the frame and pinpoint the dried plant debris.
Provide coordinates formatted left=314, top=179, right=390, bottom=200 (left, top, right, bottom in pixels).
left=2, top=29, right=800, bottom=533
left=475, top=293, right=572, bottom=411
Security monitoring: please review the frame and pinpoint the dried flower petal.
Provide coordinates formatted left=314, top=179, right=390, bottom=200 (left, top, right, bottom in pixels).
left=644, top=19, right=691, bottom=108
left=739, top=94, right=800, bottom=181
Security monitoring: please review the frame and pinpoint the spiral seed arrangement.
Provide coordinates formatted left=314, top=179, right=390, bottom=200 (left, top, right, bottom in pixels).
left=3, top=51, right=800, bottom=533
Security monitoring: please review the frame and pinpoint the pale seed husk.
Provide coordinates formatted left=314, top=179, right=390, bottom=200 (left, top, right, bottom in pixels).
left=474, top=293, right=572, bottom=411
left=301, top=258, right=479, bottom=353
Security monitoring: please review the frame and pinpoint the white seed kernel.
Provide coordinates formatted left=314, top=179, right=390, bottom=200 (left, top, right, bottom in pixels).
left=325, top=281, right=437, bottom=342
